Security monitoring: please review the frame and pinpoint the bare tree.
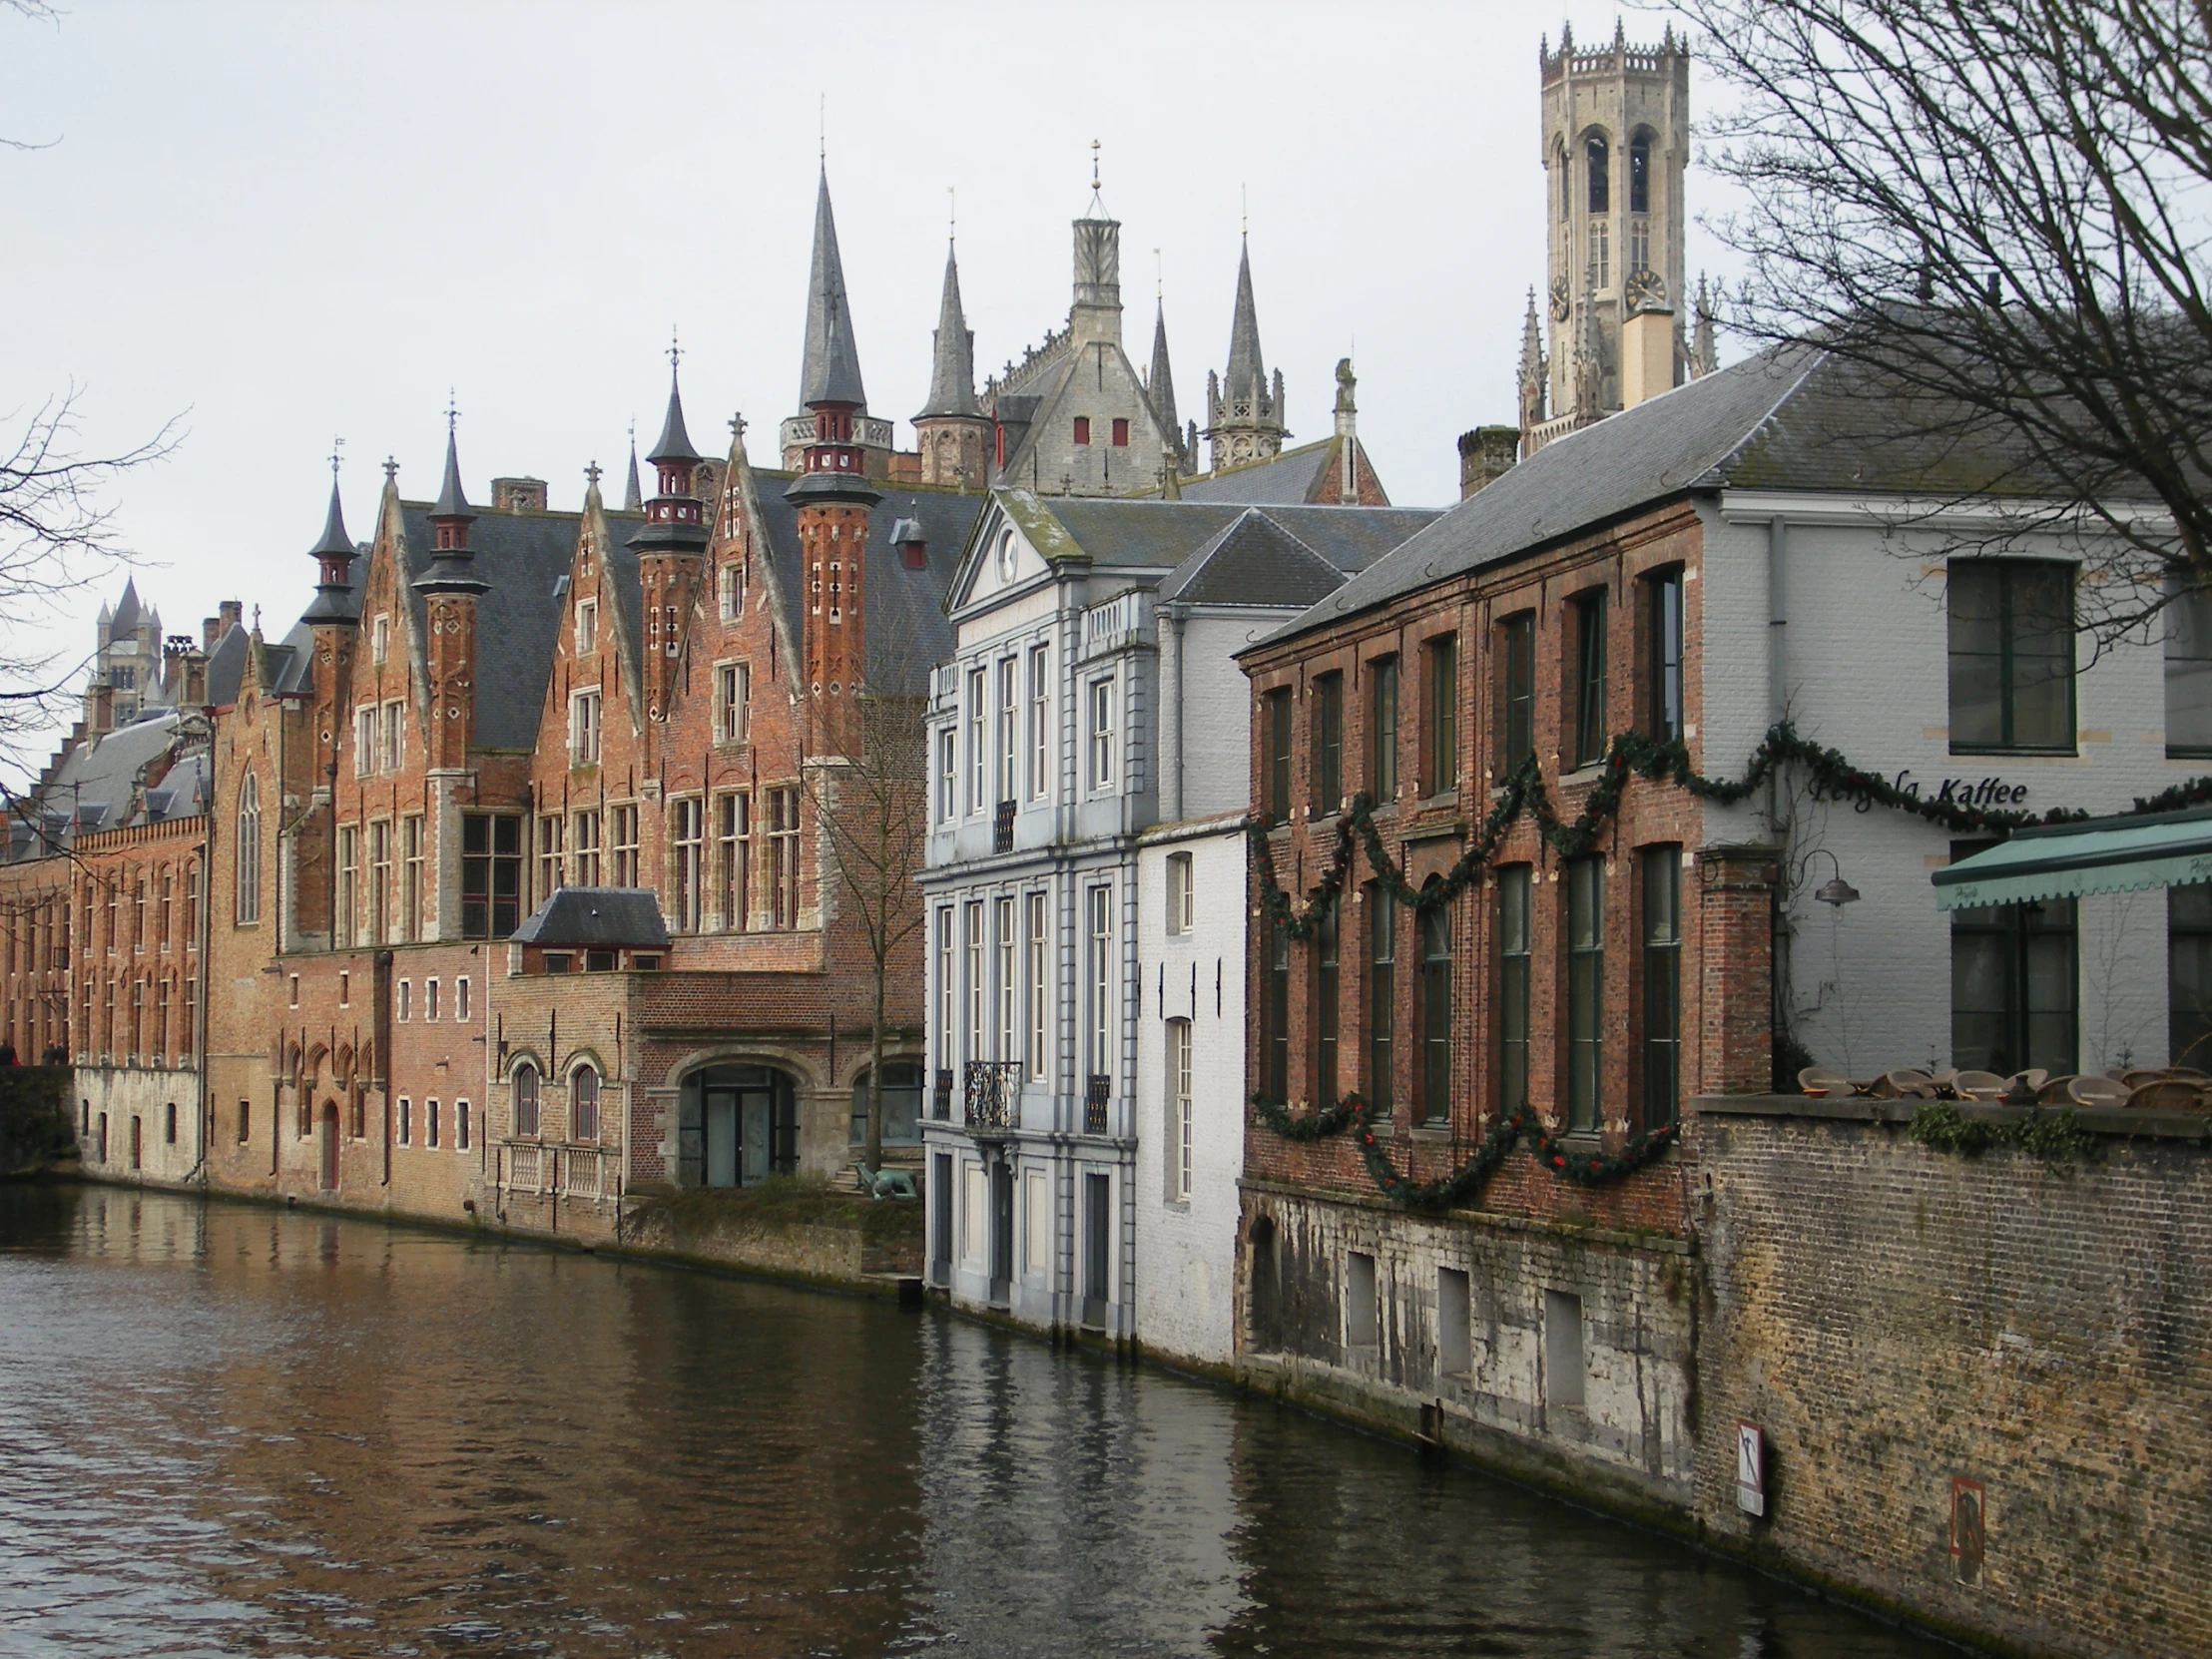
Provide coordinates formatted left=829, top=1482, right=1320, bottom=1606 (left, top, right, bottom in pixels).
left=802, top=677, right=931, bottom=1176
left=1686, top=0, right=2212, bottom=639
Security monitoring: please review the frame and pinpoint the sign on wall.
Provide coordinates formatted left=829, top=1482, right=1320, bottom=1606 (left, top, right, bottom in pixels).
left=1736, top=1421, right=1766, bottom=1516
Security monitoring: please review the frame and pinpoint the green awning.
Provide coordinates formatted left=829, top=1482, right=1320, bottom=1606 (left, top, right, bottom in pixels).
left=1933, top=806, right=2212, bottom=909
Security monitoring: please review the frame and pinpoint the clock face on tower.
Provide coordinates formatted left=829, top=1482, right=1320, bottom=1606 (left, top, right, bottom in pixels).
left=1547, top=276, right=1572, bottom=323
left=1624, top=267, right=1668, bottom=312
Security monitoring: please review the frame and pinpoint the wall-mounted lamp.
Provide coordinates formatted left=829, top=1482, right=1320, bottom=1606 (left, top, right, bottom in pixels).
left=1805, top=846, right=1861, bottom=908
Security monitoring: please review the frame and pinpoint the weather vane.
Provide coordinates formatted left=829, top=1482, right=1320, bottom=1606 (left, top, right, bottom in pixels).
left=669, top=326, right=682, bottom=371
left=329, top=435, right=344, bottom=480
left=445, top=388, right=459, bottom=433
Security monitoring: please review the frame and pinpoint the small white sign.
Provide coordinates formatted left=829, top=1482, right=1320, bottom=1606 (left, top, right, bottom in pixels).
left=1736, top=1421, right=1766, bottom=1516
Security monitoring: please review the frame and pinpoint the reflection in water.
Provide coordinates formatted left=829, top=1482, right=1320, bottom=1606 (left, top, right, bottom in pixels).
left=1, top=1186, right=1946, bottom=1657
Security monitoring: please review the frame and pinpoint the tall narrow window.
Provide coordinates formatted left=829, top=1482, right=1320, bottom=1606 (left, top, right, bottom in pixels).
left=355, top=706, right=377, bottom=777
left=2167, top=588, right=2212, bottom=757
left=1026, top=891, right=1049, bottom=1081
left=998, top=659, right=1018, bottom=804
left=968, top=666, right=988, bottom=811
left=1111, top=417, right=1130, bottom=447
left=1369, top=656, right=1398, bottom=800
left=1315, top=895, right=1340, bottom=1104
left=570, top=689, right=601, bottom=765
left=1586, top=132, right=1610, bottom=214
left=1088, top=678, right=1115, bottom=791
left=716, top=662, right=750, bottom=744
left=1418, top=897, right=1451, bottom=1126
left=575, top=599, right=597, bottom=655
left=1166, top=852, right=1194, bottom=936
left=1566, top=857, right=1604, bottom=1133
left=719, top=561, right=744, bottom=621
left=1028, top=644, right=1050, bottom=799
left=1641, top=846, right=1681, bottom=1129
left=766, top=789, right=799, bottom=929
left=335, top=828, right=357, bottom=948
left=235, top=774, right=261, bottom=923
left=1951, top=847, right=2077, bottom=1075
left=1263, top=689, right=1292, bottom=822
left=1646, top=570, right=1684, bottom=743
left=1313, top=672, right=1344, bottom=814
left=936, top=906, right=955, bottom=1079
left=1263, top=919, right=1289, bottom=1103
left=717, top=793, right=749, bottom=929
left=2169, top=884, right=2212, bottom=1068
left=1589, top=220, right=1610, bottom=292
left=402, top=816, right=424, bottom=940
left=1948, top=561, right=2075, bottom=753
left=1073, top=416, right=1091, bottom=446
left=571, top=809, right=600, bottom=887
left=1087, top=885, right=1113, bottom=1084
left=1572, top=592, right=1609, bottom=768
left=514, top=1063, right=539, bottom=1137
left=1368, top=888, right=1395, bottom=1116
left=461, top=814, right=522, bottom=939
left=572, top=1066, right=600, bottom=1141
left=965, top=902, right=985, bottom=1066
left=937, top=728, right=957, bottom=824
left=536, top=814, right=563, bottom=903
left=1167, top=1018, right=1194, bottom=1201
left=995, top=895, right=1016, bottom=1059
left=1628, top=132, right=1650, bottom=214
left=611, top=804, right=640, bottom=887
left=1498, top=613, right=1535, bottom=773
left=381, top=702, right=403, bottom=773
left=1423, top=635, right=1457, bottom=796
left=369, top=820, right=391, bottom=945
left=671, top=798, right=704, bottom=932
left=371, top=613, right=389, bottom=665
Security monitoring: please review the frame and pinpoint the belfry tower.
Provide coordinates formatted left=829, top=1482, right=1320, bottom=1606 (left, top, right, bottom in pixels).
left=1203, top=238, right=1288, bottom=472
left=1530, top=21, right=1690, bottom=448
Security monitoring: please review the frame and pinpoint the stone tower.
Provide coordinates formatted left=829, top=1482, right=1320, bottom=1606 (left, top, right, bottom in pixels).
left=1203, top=238, right=1288, bottom=472
left=1530, top=21, right=1690, bottom=449
left=913, top=243, right=990, bottom=489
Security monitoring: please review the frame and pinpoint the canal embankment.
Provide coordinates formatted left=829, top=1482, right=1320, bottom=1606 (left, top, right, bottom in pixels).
left=0, top=1066, right=75, bottom=1178
left=603, top=1177, right=923, bottom=1294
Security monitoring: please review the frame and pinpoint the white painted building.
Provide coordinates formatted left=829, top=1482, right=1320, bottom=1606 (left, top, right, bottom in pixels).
left=919, top=492, right=1434, bottom=1343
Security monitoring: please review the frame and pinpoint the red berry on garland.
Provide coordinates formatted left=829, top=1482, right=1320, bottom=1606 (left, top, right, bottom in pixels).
left=1552, top=1154, right=1565, bottom=1168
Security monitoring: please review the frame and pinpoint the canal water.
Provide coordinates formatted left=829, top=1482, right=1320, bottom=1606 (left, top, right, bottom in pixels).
left=1, top=1185, right=1951, bottom=1658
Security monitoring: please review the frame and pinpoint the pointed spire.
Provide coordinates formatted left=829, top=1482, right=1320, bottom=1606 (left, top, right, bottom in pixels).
left=649, top=348, right=702, bottom=464
left=624, top=422, right=643, bottom=511
left=309, top=470, right=351, bottom=560
left=1147, top=299, right=1180, bottom=439
left=800, top=166, right=867, bottom=410
left=1693, top=275, right=1720, bottom=377
left=111, top=578, right=142, bottom=639
left=1225, top=237, right=1267, bottom=402
left=916, top=241, right=980, bottom=419
left=1519, top=286, right=1546, bottom=387
left=304, top=448, right=357, bottom=624
left=418, top=411, right=488, bottom=595
left=432, top=419, right=472, bottom=523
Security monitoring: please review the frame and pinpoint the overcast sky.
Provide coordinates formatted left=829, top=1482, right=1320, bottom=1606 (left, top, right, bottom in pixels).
left=3, top=0, right=1735, bottom=727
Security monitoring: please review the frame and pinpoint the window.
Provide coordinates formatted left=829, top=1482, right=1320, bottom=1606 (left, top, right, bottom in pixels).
left=1495, top=613, right=1534, bottom=774
left=1566, top=857, right=1604, bottom=1133
left=1312, top=672, right=1344, bottom=814
left=456, top=977, right=469, bottom=1021
left=456, top=1101, right=470, bottom=1152
left=936, top=727, right=956, bottom=824
left=398, top=1098, right=412, bottom=1145
left=717, top=793, right=749, bottom=929
left=1586, top=132, right=1609, bottom=213
left=335, top=828, right=357, bottom=948
left=381, top=701, right=403, bottom=773
left=1027, top=644, right=1050, bottom=799
left=1951, top=852, right=2077, bottom=1075
left=1498, top=865, right=1531, bottom=1115
left=716, top=661, right=750, bottom=744
left=936, top=906, right=955, bottom=1079
left=1628, top=132, right=1651, bottom=214
left=426, top=977, right=440, bottom=1021
left=966, top=667, right=987, bottom=812
left=1418, top=897, right=1451, bottom=1126
left=355, top=706, right=377, bottom=776
left=237, top=1100, right=250, bottom=1144
left=1646, top=570, right=1684, bottom=743
left=1262, top=918, right=1289, bottom=1103
left=995, top=895, right=1016, bottom=1058
left=1026, top=891, right=1049, bottom=1080
left=1438, top=1267, right=1472, bottom=1375
left=460, top=814, right=522, bottom=938
left=165, top=1101, right=177, bottom=1145
left=1589, top=220, right=1610, bottom=292
left=965, top=901, right=985, bottom=1065
left=671, top=797, right=704, bottom=932
left=235, top=774, right=261, bottom=923
left=537, top=814, right=564, bottom=901
left=1088, top=678, right=1115, bottom=791
left=1167, top=1018, right=1194, bottom=1201
left=369, top=821, right=390, bottom=944
left=1073, top=415, right=1091, bottom=445
left=371, top=613, right=389, bottom=665
left=611, top=804, right=640, bottom=887
left=575, top=599, right=597, bottom=656
left=1262, top=688, right=1292, bottom=823
left=765, top=788, right=799, bottom=929
left=572, top=810, right=600, bottom=887
left=514, top=1062, right=540, bottom=1136
left=1571, top=592, right=1608, bottom=768
left=1948, top=561, right=2074, bottom=753
left=1087, top=885, right=1113, bottom=1081
left=1345, top=1251, right=1379, bottom=1349
left=1368, top=888, right=1395, bottom=1116
left=401, top=816, right=424, bottom=940
left=572, top=1066, right=601, bottom=1141
left=1545, top=1289, right=1585, bottom=1407
left=2166, top=588, right=2212, bottom=757
left=1641, top=846, right=1681, bottom=1129
left=849, top=1062, right=923, bottom=1146
left=1166, top=852, right=1194, bottom=936
left=1423, top=635, right=1457, bottom=796
left=338, top=971, right=349, bottom=1007
left=570, top=689, right=602, bottom=765
left=1112, top=417, right=1130, bottom=447
left=2170, top=885, right=2212, bottom=1068
left=719, top=561, right=744, bottom=621
left=398, top=980, right=411, bottom=1021
left=1314, top=894, right=1340, bottom=1103
left=1369, top=657, right=1398, bottom=801
left=997, top=659, right=1018, bottom=804
left=426, top=1099, right=440, bottom=1149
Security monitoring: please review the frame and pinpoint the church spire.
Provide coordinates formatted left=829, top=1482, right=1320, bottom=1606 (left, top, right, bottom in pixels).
left=799, top=166, right=867, bottom=410
left=1517, top=286, right=1548, bottom=432
left=1225, top=237, right=1266, bottom=404
left=1146, top=298, right=1180, bottom=445
left=916, top=242, right=979, bottom=419
left=623, top=422, right=643, bottom=511
left=1204, top=234, right=1288, bottom=472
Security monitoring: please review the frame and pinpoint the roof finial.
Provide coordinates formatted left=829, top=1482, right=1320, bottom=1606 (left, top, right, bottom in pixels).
left=668, top=325, right=683, bottom=373
left=1241, top=184, right=1249, bottom=240
left=1091, top=137, right=1101, bottom=191
left=585, top=459, right=602, bottom=487
left=329, top=436, right=344, bottom=480
left=383, top=455, right=398, bottom=483
left=445, top=389, right=458, bottom=434
left=948, top=185, right=956, bottom=245
left=1155, top=247, right=1163, bottom=299
left=819, top=93, right=826, bottom=162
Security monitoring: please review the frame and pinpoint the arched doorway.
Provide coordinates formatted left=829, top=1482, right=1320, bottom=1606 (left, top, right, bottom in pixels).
left=318, top=1100, right=340, bottom=1191
left=677, top=1065, right=799, bottom=1188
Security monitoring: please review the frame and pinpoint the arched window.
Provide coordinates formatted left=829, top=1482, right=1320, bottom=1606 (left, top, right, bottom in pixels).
left=1556, top=143, right=1570, bottom=220
left=1628, top=132, right=1652, bottom=216
left=513, top=1061, right=540, bottom=1138
left=571, top=1064, right=600, bottom=1141
left=849, top=1061, right=923, bottom=1146
left=1418, top=894, right=1451, bottom=1128
left=235, top=774, right=261, bottom=923
left=1585, top=132, right=1610, bottom=215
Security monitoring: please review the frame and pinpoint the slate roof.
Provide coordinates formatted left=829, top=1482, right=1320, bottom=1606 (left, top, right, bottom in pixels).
left=204, top=622, right=251, bottom=706
left=6, top=708, right=207, bottom=860
left=1011, top=494, right=1436, bottom=576
left=799, top=167, right=868, bottom=410
left=1155, top=509, right=1362, bottom=608
left=511, top=886, right=671, bottom=948
left=1175, top=440, right=1336, bottom=506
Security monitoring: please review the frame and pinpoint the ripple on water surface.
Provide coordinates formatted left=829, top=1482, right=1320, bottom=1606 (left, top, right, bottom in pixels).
left=0, top=1185, right=1950, bottom=1658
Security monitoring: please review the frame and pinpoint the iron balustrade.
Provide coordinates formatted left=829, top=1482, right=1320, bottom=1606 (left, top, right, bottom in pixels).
left=931, top=1069, right=953, bottom=1121
left=1085, top=1073, right=1111, bottom=1136
left=964, top=1061, right=1022, bottom=1135
left=993, top=799, right=1016, bottom=853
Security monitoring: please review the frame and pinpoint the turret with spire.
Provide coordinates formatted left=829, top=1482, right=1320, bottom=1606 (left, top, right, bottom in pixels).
left=913, top=240, right=989, bottom=489
left=630, top=343, right=712, bottom=724
left=781, top=167, right=890, bottom=477
left=1203, top=237, right=1289, bottom=471
left=1145, top=299, right=1183, bottom=473
left=623, top=421, right=643, bottom=512
left=1517, top=286, right=1549, bottom=434
left=414, top=412, right=488, bottom=769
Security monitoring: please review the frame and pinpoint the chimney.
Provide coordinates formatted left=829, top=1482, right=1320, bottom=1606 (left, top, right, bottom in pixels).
left=219, top=599, right=243, bottom=637
left=1457, top=426, right=1521, bottom=498
left=491, top=477, right=549, bottom=513
left=1621, top=306, right=1677, bottom=409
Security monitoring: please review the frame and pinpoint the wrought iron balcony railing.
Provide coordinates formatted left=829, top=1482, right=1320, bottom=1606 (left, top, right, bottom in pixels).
left=964, top=1060, right=1023, bottom=1135
left=993, top=799, right=1016, bottom=853
left=1084, top=1073, right=1111, bottom=1136
left=931, top=1069, right=953, bottom=1121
